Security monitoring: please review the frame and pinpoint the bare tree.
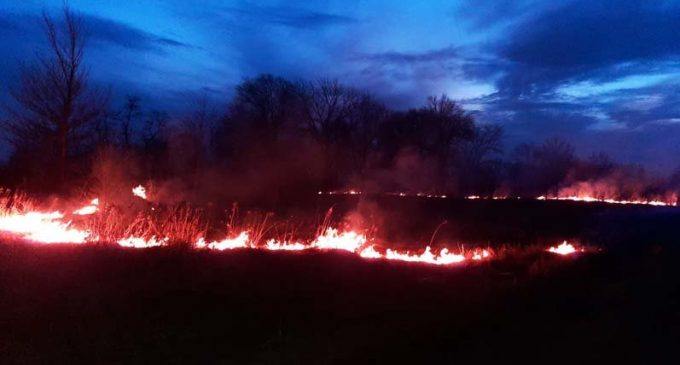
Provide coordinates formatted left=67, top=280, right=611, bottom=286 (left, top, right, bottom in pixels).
left=301, top=79, right=387, bottom=181
left=142, top=110, right=168, bottom=149
left=345, top=94, right=388, bottom=172
left=3, top=5, right=106, bottom=187
left=457, top=124, right=503, bottom=194
left=460, top=124, right=503, bottom=167
left=377, top=94, right=474, bottom=189
left=169, top=95, right=218, bottom=175
left=509, top=137, right=576, bottom=196
left=230, top=74, right=304, bottom=144
left=302, top=79, right=359, bottom=141
left=119, top=95, right=141, bottom=147
left=425, top=95, right=476, bottom=156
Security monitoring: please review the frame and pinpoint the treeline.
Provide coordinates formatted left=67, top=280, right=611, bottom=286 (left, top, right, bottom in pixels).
left=1, top=7, right=679, bottom=204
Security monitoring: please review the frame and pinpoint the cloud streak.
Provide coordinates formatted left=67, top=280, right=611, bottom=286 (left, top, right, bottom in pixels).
left=222, top=5, right=356, bottom=29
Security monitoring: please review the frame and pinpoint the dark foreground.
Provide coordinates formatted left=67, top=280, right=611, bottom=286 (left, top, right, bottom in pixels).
left=1, top=239, right=678, bottom=364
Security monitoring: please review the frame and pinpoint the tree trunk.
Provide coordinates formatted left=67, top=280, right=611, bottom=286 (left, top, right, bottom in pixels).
left=57, top=122, right=69, bottom=186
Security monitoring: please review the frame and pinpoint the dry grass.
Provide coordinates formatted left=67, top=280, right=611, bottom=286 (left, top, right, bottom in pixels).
left=157, top=205, right=207, bottom=245
left=85, top=205, right=138, bottom=243
left=0, top=189, right=37, bottom=214
left=83, top=202, right=208, bottom=246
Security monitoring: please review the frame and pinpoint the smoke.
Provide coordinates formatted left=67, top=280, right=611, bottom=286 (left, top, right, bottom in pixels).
left=558, top=163, right=679, bottom=204
left=151, top=135, right=327, bottom=207
left=350, top=148, right=443, bottom=194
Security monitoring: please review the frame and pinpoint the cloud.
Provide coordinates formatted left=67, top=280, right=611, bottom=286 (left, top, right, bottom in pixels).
left=0, top=10, right=190, bottom=52
left=455, top=0, right=680, bottom=158
left=494, top=0, right=680, bottom=95
left=222, top=5, right=356, bottom=29
left=455, top=0, right=546, bottom=30
left=83, top=15, right=191, bottom=51
left=358, top=46, right=460, bottom=64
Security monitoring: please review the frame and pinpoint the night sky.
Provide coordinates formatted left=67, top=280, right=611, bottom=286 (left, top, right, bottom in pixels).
left=1, top=0, right=679, bottom=171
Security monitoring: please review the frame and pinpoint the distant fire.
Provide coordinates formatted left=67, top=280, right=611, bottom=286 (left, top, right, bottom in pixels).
left=537, top=195, right=676, bottom=206
left=0, top=185, right=592, bottom=267
left=319, top=189, right=678, bottom=206
left=319, top=190, right=447, bottom=199
left=547, top=241, right=581, bottom=255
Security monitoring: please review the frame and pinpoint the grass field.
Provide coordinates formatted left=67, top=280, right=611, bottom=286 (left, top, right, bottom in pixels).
left=1, top=198, right=679, bottom=363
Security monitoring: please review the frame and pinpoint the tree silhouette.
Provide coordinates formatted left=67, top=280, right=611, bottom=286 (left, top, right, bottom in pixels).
left=119, top=95, right=141, bottom=147
left=230, top=74, right=304, bottom=147
left=3, top=5, right=106, bottom=189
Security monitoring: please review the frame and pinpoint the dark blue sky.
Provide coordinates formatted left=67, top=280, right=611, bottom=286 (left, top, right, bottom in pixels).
left=1, top=0, right=679, bottom=171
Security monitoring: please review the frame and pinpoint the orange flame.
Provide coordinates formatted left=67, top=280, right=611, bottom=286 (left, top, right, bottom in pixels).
left=0, top=194, right=597, bottom=267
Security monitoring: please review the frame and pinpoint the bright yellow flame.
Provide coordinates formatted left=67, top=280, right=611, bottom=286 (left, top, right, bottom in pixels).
left=0, top=211, right=91, bottom=243
left=195, top=232, right=250, bottom=250
left=264, top=239, right=308, bottom=251
left=132, top=185, right=147, bottom=200
left=311, top=228, right=366, bottom=252
left=548, top=241, right=579, bottom=255
left=118, top=236, right=167, bottom=248
left=385, top=246, right=466, bottom=265
left=73, top=198, right=99, bottom=215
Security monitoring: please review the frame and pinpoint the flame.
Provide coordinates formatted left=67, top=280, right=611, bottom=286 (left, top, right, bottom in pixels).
left=358, top=244, right=382, bottom=259
left=0, top=211, right=91, bottom=243
left=118, top=236, right=167, bottom=248
left=186, top=227, right=497, bottom=266
left=319, top=190, right=447, bottom=199
left=311, top=228, right=366, bottom=252
left=132, top=185, right=147, bottom=200
left=538, top=195, right=675, bottom=206
left=320, top=190, right=677, bottom=206
left=195, top=232, right=250, bottom=250
left=73, top=198, right=99, bottom=215
left=264, top=239, right=308, bottom=251
left=384, top=246, right=466, bottom=265
left=547, top=241, right=580, bottom=255
left=472, top=249, right=491, bottom=260
left=0, top=193, right=596, bottom=268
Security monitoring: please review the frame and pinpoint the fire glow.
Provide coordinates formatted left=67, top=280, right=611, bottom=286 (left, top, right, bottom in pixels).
left=536, top=195, right=676, bottom=206
left=0, top=186, right=590, bottom=267
left=132, top=185, right=147, bottom=200
left=0, top=211, right=91, bottom=244
left=547, top=241, right=581, bottom=255
left=197, top=232, right=498, bottom=266
left=319, top=190, right=678, bottom=206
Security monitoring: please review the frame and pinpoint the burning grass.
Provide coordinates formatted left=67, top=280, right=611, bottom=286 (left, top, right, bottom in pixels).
left=0, top=185, right=594, bottom=268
